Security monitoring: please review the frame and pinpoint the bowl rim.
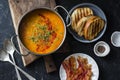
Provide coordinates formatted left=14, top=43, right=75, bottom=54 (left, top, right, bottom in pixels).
left=16, top=7, right=67, bottom=56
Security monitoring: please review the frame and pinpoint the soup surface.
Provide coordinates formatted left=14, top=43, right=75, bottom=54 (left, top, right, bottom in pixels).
left=19, top=9, right=65, bottom=54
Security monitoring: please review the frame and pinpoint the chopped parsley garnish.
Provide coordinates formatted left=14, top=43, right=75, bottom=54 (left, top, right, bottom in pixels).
left=30, top=24, right=53, bottom=42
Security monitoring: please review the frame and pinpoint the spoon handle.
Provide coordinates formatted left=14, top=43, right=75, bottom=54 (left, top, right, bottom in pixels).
left=9, top=61, right=36, bottom=80
left=10, top=51, right=22, bottom=80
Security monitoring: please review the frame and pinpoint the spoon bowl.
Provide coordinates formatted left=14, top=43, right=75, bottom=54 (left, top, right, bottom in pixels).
left=3, top=39, right=22, bottom=80
left=0, top=49, right=10, bottom=62
left=0, top=49, right=36, bottom=80
left=4, top=39, right=15, bottom=54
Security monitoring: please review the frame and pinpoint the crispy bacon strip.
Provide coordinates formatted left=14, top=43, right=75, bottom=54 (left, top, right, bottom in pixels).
left=62, top=56, right=92, bottom=80
left=62, top=60, right=71, bottom=78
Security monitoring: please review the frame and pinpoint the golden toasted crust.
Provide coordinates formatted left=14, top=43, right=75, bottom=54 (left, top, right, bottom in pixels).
left=76, top=17, right=89, bottom=36
left=71, top=7, right=93, bottom=30
left=84, top=16, right=105, bottom=40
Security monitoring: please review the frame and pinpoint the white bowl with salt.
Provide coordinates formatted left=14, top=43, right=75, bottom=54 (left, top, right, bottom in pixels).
left=111, top=31, right=120, bottom=47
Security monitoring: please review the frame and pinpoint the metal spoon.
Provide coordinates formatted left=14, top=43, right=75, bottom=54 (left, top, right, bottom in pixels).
left=3, top=39, right=22, bottom=80
left=0, top=49, right=36, bottom=80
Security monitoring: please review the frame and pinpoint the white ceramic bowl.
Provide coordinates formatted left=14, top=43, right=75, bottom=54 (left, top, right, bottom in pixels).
left=111, top=31, right=120, bottom=47
left=94, top=41, right=110, bottom=57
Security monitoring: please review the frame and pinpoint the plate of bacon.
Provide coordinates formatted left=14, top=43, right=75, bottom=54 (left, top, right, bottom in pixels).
left=59, top=53, right=99, bottom=80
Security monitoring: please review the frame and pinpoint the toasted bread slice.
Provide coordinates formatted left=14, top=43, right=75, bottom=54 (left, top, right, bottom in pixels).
left=71, top=7, right=93, bottom=30
left=76, top=16, right=90, bottom=36
left=84, top=16, right=105, bottom=40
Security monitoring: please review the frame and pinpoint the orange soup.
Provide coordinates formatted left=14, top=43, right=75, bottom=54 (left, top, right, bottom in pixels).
left=19, top=9, right=65, bottom=54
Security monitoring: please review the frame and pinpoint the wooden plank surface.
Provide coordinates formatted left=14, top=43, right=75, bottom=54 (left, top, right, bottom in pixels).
left=8, top=0, right=56, bottom=67
left=8, top=0, right=70, bottom=72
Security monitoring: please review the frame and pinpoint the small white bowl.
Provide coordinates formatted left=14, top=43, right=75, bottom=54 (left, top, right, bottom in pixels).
left=111, top=31, right=120, bottom=47
left=94, top=41, right=110, bottom=57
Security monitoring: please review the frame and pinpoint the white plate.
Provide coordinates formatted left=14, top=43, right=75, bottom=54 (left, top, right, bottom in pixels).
left=59, top=53, right=99, bottom=80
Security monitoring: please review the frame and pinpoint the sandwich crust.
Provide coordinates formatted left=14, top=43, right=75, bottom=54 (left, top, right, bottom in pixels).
left=76, top=16, right=90, bottom=36
left=71, top=7, right=94, bottom=30
left=84, top=16, right=105, bottom=40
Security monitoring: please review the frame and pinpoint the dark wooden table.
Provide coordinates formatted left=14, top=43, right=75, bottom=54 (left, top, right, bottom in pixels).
left=0, top=0, right=120, bottom=80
